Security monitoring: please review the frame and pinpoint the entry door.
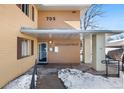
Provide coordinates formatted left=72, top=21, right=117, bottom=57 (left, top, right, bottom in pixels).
left=39, top=43, right=48, bottom=63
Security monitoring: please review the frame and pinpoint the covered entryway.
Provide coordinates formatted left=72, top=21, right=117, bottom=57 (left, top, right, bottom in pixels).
left=21, top=28, right=81, bottom=64
left=21, top=28, right=124, bottom=88
left=21, top=28, right=123, bottom=71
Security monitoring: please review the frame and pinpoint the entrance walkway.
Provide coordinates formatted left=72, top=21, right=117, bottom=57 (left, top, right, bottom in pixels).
left=36, top=63, right=103, bottom=89
left=36, top=74, right=65, bottom=89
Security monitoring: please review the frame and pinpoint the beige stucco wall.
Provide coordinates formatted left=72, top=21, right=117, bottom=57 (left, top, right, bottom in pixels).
left=0, top=5, right=38, bottom=88
left=38, top=11, right=80, bottom=29
left=38, top=39, right=80, bottom=63
left=37, top=10, right=80, bottom=63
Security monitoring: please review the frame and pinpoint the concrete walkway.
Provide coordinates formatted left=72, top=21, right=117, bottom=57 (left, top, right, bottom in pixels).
left=36, top=74, right=65, bottom=89
left=36, top=63, right=96, bottom=89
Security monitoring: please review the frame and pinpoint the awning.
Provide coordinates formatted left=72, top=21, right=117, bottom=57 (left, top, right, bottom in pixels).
left=106, top=39, right=124, bottom=48
left=20, top=28, right=124, bottom=40
left=21, top=28, right=123, bottom=35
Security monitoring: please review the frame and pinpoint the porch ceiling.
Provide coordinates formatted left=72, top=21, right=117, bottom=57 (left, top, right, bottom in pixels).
left=37, top=33, right=80, bottom=41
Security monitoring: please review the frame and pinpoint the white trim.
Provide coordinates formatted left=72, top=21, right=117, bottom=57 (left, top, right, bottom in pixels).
left=38, top=42, right=48, bottom=63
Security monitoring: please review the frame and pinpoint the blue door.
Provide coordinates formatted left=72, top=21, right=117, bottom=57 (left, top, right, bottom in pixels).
left=39, top=43, right=48, bottom=63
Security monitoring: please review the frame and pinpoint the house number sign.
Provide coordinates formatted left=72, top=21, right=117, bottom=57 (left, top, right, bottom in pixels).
left=46, top=17, right=56, bottom=21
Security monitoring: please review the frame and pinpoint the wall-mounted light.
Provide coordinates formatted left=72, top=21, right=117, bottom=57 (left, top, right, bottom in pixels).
left=49, top=40, right=53, bottom=44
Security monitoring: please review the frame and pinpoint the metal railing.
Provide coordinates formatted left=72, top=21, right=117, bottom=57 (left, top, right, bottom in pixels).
left=122, top=62, right=124, bottom=71
left=101, top=59, right=120, bottom=77
left=30, top=59, right=38, bottom=89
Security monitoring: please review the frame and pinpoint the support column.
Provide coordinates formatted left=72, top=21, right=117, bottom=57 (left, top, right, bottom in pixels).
left=84, top=34, right=92, bottom=63
left=92, top=33, right=105, bottom=71
left=80, top=33, right=83, bottom=63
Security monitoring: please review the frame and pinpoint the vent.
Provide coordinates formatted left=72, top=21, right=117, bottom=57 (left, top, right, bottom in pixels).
left=72, top=11, right=76, bottom=13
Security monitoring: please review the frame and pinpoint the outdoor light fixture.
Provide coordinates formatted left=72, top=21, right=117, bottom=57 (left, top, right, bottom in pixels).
left=49, top=40, right=53, bottom=44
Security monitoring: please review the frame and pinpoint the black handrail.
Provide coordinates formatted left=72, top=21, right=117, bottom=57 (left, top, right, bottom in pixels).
left=122, top=62, right=124, bottom=71
left=30, top=59, right=38, bottom=89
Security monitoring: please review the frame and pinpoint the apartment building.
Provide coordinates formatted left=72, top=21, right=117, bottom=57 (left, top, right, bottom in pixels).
left=0, top=4, right=122, bottom=88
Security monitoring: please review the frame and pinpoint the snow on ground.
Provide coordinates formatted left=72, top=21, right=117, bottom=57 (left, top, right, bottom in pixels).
left=58, top=68, right=124, bottom=89
left=4, top=74, right=37, bottom=89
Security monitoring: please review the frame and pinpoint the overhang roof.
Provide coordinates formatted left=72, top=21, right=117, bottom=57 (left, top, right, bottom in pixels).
left=21, top=28, right=124, bottom=41
left=106, top=39, right=124, bottom=48
left=21, top=28, right=124, bottom=34
left=36, top=4, right=90, bottom=11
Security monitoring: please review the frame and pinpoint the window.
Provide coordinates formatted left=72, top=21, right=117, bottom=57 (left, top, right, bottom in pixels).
left=32, top=6, right=35, bottom=21
left=22, top=4, right=25, bottom=13
left=17, top=37, right=34, bottom=59
left=21, top=40, right=30, bottom=57
left=31, top=40, right=34, bottom=55
left=16, top=4, right=35, bottom=22
left=22, top=4, right=29, bottom=16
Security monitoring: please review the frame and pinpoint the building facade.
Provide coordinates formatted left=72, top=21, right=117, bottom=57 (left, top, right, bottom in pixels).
left=0, top=4, right=117, bottom=88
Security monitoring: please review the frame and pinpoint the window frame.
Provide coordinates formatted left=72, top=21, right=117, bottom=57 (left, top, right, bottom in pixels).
left=32, top=6, right=35, bottom=21
left=16, top=4, right=35, bottom=22
left=17, top=37, right=34, bottom=60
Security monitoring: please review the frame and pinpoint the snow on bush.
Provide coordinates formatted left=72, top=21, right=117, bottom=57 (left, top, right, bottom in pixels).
left=58, top=68, right=123, bottom=89
left=4, top=74, right=37, bottom=89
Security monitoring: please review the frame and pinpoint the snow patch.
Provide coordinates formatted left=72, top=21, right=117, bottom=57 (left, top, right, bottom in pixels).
left=58, top=68, right=124, bottom=89
left=4, top=74, right=37, bottom=89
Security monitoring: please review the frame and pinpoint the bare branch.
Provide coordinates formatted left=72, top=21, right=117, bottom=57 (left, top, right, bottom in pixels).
left=82, top=4, right=104, bottom=30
